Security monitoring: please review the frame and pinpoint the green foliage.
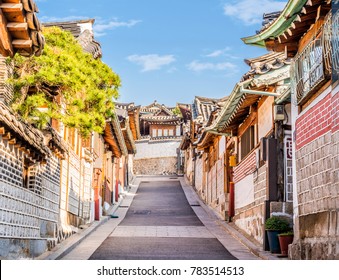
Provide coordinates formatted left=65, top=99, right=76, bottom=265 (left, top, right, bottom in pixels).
left=265, top=216, right=290, bottom=231
left=9, top=26, right=121, bottom=137
left=172, top=106, right=182, bottom=117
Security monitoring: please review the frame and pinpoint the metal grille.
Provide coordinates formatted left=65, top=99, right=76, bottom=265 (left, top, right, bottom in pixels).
left=293, top=13, right=332, bottom=104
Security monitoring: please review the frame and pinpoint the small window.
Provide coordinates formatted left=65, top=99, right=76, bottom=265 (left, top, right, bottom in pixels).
left=240, top=126, right=255, bottom=160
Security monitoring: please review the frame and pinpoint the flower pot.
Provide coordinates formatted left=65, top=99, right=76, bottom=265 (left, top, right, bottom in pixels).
left=278, top=234, right=294, bottom=256
left=266, top=230, right=281, bottom=254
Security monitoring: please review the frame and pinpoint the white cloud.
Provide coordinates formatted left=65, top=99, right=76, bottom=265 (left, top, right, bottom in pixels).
left=93, top=19, right=141, bottom=35
left=127, top=54, right=176, bottom=72
left=223, top=0, right=287, bottom=25
left=187, top=60, right=236, bottom=72
left=205, top=47, right=231, bottom=58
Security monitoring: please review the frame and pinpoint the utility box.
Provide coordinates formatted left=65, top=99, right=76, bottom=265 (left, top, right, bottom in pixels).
left=229, top=155, right=237, bottom=167
left=273, top=105, right=285, bottom=121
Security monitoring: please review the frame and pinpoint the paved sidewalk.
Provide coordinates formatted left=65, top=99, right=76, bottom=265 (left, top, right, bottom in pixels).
left=37, top=178, right=142, bottom=260
left=38, top=175, right=281, bottom=260
left=179, top=177, right=281, bottom=260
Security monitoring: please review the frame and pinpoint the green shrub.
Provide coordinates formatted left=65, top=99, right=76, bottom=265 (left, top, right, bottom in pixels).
left=265, top=216, right=290, bottom=231
left=9, top=26, right=120, bottom=137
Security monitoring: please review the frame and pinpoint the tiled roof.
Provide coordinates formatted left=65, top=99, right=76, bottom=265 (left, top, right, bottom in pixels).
left=0, top=0, right=45, bottom=57
left=242, top=52, right=291, bottom=81
left=43, top=19, right=102, bottom=59
left=242, top=0, right=331, bottom=56
left=192, top=96, right=227, bottom=124
left=140, top=101, right=174, bottom=116
left=0, top=102, right=50, bottom=157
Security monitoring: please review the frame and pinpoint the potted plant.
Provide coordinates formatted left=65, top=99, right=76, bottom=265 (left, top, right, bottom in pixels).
left=265, top=216, right=290, bottom=254
left=278, top=231, right=294, bottom=257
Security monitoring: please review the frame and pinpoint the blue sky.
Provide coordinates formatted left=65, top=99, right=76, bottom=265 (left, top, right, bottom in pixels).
left=35, top=0, right=287, bottom=106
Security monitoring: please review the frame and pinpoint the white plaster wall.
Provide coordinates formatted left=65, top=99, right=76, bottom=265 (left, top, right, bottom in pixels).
left=219, top=136, right=226, bottom=158
left=134, top=140, right=180, bottom=159
left=258, top=96, right=274, bottom=140
left=235, top=174, right=254, bottom=209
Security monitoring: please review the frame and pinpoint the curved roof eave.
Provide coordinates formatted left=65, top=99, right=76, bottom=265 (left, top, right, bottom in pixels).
left=241, top=0, right=308, bottom=47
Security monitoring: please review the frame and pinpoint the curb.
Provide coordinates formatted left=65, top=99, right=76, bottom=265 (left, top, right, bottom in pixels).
left=180, top=177, right=281, bottom=260
left=37, top=193, right=126, bottom=260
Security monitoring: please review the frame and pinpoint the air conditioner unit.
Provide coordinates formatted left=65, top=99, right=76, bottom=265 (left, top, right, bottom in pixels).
left=273, top=105, right=285, bottom=121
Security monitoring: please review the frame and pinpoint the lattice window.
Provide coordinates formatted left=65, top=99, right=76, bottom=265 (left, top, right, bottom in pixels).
left=332, top=9, right=339, bottom=83
left=293, top=13, right=332, bottom=105
left=284, top=133, right=293, bottom=202
left=240, top=126, right=255, bottom=161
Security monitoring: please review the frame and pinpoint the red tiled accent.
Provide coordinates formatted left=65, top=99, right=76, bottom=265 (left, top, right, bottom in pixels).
left=332, top=91, right=339, bottom=133
left=233, top=149, right=257, bottom=184
left=296, top=93, right=332, bottom=150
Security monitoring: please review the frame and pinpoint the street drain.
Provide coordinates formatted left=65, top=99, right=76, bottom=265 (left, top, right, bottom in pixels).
left=133, top=210, right=151, bottom=215
left=190, top=204, right=201, bottom=207
left=119, top=205, right=129, bottom=208
left=169, top=177, right=178, bottom=179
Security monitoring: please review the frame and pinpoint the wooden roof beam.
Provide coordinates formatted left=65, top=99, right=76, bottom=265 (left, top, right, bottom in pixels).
left=2, top=132, right=11, bottom=140
left=0, top=3, right=23, bottom=13
left=12, top=39, right=32, bottom=48
left=0, top=9, right=14, bottom=57
left=7, top=22, right=28, bottom=32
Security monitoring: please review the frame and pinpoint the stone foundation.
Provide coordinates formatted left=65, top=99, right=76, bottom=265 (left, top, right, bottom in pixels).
left=133, top=157, right=178, bottom=175
left=0, top=238, right=47, bottom=259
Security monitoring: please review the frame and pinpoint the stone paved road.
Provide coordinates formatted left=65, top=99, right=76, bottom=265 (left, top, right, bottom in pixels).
left=89, top=180, right=237, bottom=260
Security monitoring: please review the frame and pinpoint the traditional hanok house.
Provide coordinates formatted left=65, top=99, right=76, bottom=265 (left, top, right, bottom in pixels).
left=41, top=19, right=103, bottom=238
left=99, top=112, right=128, bottom=216
left=134, top=101, right=183, bottom=175
left=242, top=0, right=338, bottom=259
left=180, top=96, right=230, bottom=218
left=0, top=0, right=63, bottom=259
left=115, top=102, right=140, bottom=184
left=203, top=52, right=292, bottom=245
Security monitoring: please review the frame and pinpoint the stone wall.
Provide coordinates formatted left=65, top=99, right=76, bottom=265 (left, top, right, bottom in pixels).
left=234, top=163, right=266, bottom=244
left=133, top=157, right=177, bottom=175
left=133, top=139, right=181, bottom=175
left=0, top=137, right=61, bottom=259
left=195, top=155, right=204, bottom=200
left=290, top=88, right=339, bottom=259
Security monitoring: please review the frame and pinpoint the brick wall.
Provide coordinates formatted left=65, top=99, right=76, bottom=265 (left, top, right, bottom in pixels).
left=296, top=93, right=332, bottom=150
left=290, top=87, right=339, bottom=259
left=233, top=149, right=257, bottom=184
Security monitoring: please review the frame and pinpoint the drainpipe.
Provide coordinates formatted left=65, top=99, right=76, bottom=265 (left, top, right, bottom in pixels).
left=229, top=181, right=235, bottom=221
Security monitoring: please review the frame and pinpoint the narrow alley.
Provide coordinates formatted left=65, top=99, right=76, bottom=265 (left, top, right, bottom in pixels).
left=56, top=177, right=261, bottom=260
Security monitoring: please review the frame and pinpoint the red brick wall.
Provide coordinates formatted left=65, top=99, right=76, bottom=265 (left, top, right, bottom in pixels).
left=332, top=90, right=339, bottom=133
left=296, top=93, right=332, bottom=150
left=233, top=149, right=256, bottom=184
